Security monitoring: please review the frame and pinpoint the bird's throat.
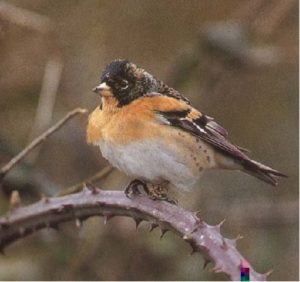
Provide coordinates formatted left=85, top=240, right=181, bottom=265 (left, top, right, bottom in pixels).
left=101, top=96, right=119, bottom=112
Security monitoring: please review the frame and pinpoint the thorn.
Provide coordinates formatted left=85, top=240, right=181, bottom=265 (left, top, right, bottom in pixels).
left=190, top=226, right=198, bottom=234
left=84, top=182, right=99, bottom=194
left=149, top=223, right=158, bottom=232
left=9, top=190, right=21, bottom=210
left=134, top=218, right=143, bottom=229
left=52, top=204, right=73, bottom=213
left=49, top=223, right=59, bottom=231
left=160, top=228, right=168, bottom=239
left=194, top=210, right=201, bottom=218
left=235, top=234, right=243, bottom=241
left=211, top=218, right=226, bottom=233
left=41, top=195, right=50, bottom=204
left=217, top=218, right=226, bottom=229
left=103, top=214, right=114, bottom=225
left=82, top=183, right=90, bottom=193
left=75, top=219, right=82, bottom=229
left=203, top=259, right=210, bottom=269
left=192, top=211, right=206, bottom=229
left=79, top=215, right=89, bottom=222
left=193, top=210, right=203, bottom=222
left=183, top=234, right=192, bottom=241
left=55, top=206, right=64, bottom=213
left=264, top=269, right=273, bottom=277
left=190, top=244, right=198, bottom=255
left=213, top=266, right=223, bottom=273
left=221, top=238, right=228, bottom=250
left=211, top=263, right=223, bottom=273
left=190, top=249, right=196, bottom=255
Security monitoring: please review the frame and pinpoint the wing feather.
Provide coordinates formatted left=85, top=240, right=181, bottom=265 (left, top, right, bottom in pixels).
left=159, top=107, right=249, bottom=161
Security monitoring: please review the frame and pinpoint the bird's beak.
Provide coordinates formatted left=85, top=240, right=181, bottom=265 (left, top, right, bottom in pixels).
left=92, top=82, right=113, bottom=97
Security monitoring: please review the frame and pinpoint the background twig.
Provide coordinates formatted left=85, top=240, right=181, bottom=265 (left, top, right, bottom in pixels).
left=58, top=165, right=113, bottom=196
left=27, top=54, right=64, bottom=162
left=0, top=1, right=52, bottom=33
left=0, top=108, right=87, bottom=181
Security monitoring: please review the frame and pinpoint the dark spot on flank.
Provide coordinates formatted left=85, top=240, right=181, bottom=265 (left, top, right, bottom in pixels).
left=199, top=145, right=202, bottom=149
left=196, top=162, right=200, bottom=167
left=204, top=149, right=207, bottom=153
left=206, top=156, right=210, bottom=162
left=193, top=157, right=197, bottom=161
left=199, top=167, right=203, bottom=171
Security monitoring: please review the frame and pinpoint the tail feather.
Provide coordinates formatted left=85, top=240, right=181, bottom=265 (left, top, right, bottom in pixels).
left=241, top=159, right=287, bottom=186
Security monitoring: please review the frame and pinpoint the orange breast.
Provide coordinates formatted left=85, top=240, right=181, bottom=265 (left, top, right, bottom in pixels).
left=86, top=95, right=196, bottom=145
left=86, top=107, right=104, bottom=144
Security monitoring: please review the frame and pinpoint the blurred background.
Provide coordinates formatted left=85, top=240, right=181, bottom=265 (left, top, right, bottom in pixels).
left=0, top=0, right=298, bottom=280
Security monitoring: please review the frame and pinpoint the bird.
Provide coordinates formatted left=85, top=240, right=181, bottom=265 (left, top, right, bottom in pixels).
left=87, top=59, right=286, bottom=200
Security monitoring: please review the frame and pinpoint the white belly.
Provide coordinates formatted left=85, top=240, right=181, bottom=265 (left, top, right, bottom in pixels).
left=98, top=140, right=199, bottom=191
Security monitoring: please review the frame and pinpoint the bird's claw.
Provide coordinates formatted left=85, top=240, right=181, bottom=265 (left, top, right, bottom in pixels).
left=124, top=179, right=149, bottom=198
left=124, top=180, right=178, bottom=205
left=148, top=185, right=178, bottom=205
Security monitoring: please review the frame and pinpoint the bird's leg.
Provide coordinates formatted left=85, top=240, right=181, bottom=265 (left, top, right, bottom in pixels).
left=124, top=180, right=177, bottom=205
left=124, top=179, right=149, bottom=198
left=148, top=184, right=178, bottom=205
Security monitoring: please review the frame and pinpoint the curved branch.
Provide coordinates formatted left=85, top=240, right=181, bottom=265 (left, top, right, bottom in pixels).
left=0, top=187, right=267, bottom=281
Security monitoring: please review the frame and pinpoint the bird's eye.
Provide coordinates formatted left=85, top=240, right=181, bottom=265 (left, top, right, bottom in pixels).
left=120, top=79, right=129, bottom=90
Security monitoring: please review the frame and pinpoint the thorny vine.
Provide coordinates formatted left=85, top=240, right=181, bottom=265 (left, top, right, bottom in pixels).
left=0, top=186, right=269, bottom=281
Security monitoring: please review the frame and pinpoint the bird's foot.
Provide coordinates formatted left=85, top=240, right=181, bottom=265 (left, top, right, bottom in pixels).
left=124, top=180, right=177, bottom=205
left=124, top=179, right=149, bottom=198
left=148, top=184, right=178, bottom=205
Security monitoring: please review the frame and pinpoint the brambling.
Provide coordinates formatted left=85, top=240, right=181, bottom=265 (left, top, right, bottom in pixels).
left=87, top=59, right=286, bottom=200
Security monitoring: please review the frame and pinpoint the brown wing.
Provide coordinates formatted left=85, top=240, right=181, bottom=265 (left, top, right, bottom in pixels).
left=158, top=107, right=249, bottom=161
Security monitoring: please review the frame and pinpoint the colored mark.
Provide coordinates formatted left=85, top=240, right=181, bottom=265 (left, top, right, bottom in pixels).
left=240, top=259, right=250, bottom=281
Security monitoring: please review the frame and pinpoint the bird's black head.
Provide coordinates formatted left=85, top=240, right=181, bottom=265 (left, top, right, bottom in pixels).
left=93, top=59, right=159, bottom=106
